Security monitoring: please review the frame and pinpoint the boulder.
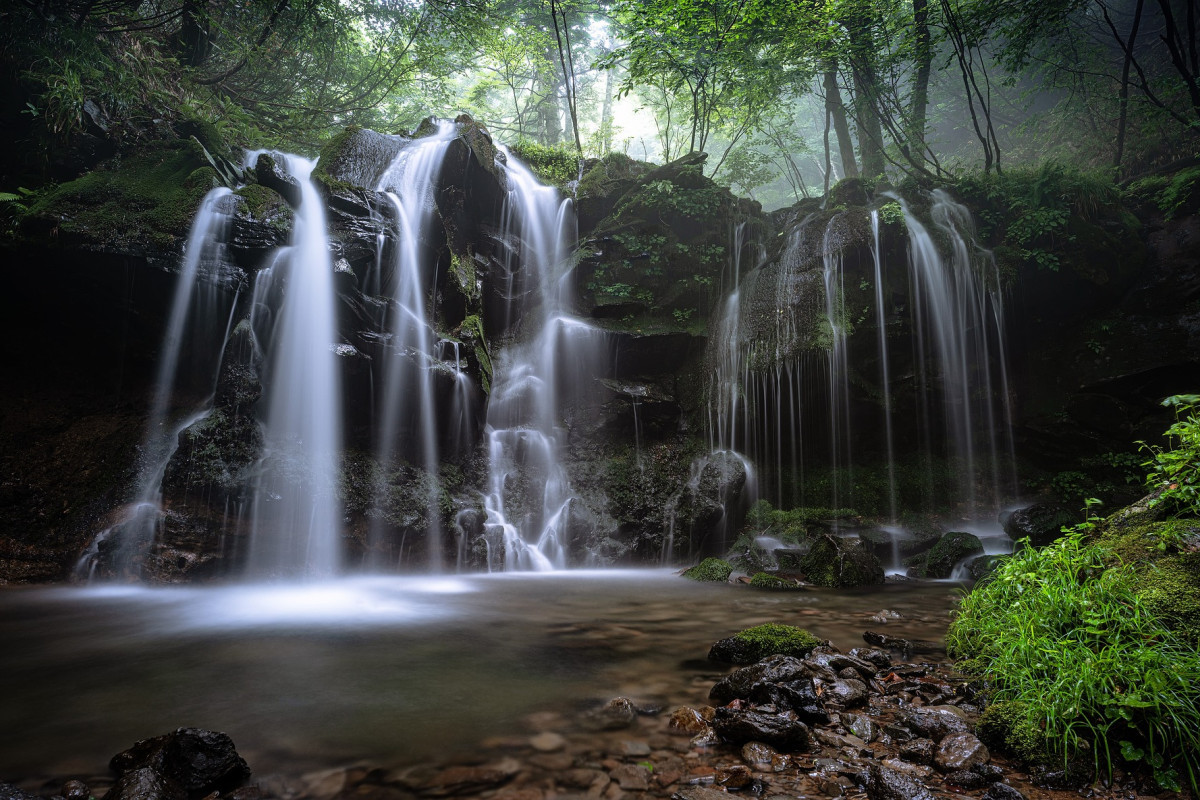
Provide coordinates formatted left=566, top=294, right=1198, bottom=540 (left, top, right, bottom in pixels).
left=253, top=153, right=302, bottom=209
left=800, top=534, right=885, bottom=587
left=934, top=733, right=990, bottom=773
left=906, top=531, right=983, bottom=579
left=708, top=623, right=822, bottom=664
left=109, top=728, right=251, bottom=795
left=104, top=768, right=186, bottom=800
left=1001, top=503, right=1076, bottom=547
left=898, top=706, right=970, bottom=741
left=709, top=654, right=810, bottom=704
left=865, top=764, right=936, bottom=800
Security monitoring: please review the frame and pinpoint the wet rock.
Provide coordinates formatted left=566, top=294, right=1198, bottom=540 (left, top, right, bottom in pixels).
left=671, top=788, right=732, bottom=800
left=982, top=784, right=1026, bottom=800
left=864, top=764, right=935, bottom=800
left=110, top=728, right=251, bottom=795
left=822, top=678, right=869, bottom=708
left=254, top=153, right=302, bottom=209
left=715, top=765, right=754, bottom=790
left=0, top=785, right=41, bottom=800
left=897, top=706, right=969, bottom=741
left=402, top=763, right=517, bottom=797
left=848, top=648, right=891, bottom=669
left=560, top=769, right=604, bottom=790
left=934, top=733, right=989, bottom=772
left=807, top=649, right=878, bottom=680
left=800, top=534, right=885, bottom=588
left=879, top=759, right=932, bottom=780
left=620, top=740, right=651, bottom=757
left=63, top=781, right=91, bottom=800
left=841, top=712, right=877, bottom=742
left=973, top=764, right=1004, bottom=782
left=104, top=768, right=186, bottom=800
left=740, top=741, right=778, bottom=770
left=609, top=765, right=651, bottom=791
left=863, top=632, right=941, bottom=657
left=1001, top=503, right=1075, bottom=547
left=712, top=707, right=810, bottom=750
left=530, top=732, right=567, bottom=752
left=667, top=707, right=709, bottom=735
left=945, top=771, right=988, bottom=789
left=710, top=622, right=822, bottom=663
left=586, top=697, right=639, bottom=730
left=898, top=739, right=935, bottom=765
left=709, top=655, right=810, bottom=704
left=748, top=678, right=830, bottom=725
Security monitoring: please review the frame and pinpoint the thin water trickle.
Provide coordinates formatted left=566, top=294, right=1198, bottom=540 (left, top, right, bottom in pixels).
left=78, top=188, right=237, bottom=579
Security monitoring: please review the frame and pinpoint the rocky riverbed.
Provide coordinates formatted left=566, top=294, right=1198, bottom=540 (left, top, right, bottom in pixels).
left=1, top=614, right=1179, bottom=800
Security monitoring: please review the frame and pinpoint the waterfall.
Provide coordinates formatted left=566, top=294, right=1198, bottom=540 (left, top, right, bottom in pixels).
left=77, top=188, right=238, bottom=579
left=481, top=150, right=607, bottom=571
left=371, top=122, right=457, bottom=570
left=870, top=209, right=898, bottom=523
left=247, top=154, right=344, bottom=577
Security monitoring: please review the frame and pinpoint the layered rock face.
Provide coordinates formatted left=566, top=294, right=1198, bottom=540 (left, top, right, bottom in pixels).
left=2, top=119, right=1198, bottom=583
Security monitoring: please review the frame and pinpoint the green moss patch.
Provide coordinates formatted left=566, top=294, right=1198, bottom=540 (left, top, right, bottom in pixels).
left=748, top=572, right=805, bottom=590
left=26, top=139, right=219, bottom=250
left=709, top=623, right=822, bottom=663
left=683, top=557, right=733, bottom=582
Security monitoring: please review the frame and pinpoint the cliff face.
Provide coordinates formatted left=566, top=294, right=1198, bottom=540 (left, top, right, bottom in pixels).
left=2, top=122, right=1197, bottom=583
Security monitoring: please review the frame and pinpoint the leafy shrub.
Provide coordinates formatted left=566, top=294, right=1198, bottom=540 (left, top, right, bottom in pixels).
left=509, top=139, right=580, bottom=189
left=1140, top=395, right=1200, bottom=516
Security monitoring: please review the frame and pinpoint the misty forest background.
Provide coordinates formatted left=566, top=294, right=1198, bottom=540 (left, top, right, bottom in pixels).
left=2, top=0, right=1197, bottom=207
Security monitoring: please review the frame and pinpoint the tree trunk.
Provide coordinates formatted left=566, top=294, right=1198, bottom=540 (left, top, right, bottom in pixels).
left=1114, top=0, right=1145, bottom=169
left=823, top=66, right=859, bottom=178
left=600, top=62, right=616, bottom=154
left=846, top=13, right=887, bottom=178
left=909, top=0, right=932, bottom=157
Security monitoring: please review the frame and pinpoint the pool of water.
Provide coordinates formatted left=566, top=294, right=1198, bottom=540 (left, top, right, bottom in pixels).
left=0, top=571, right=962, bottom=782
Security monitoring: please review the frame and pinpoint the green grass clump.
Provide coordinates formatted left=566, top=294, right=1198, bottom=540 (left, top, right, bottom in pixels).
left=732, top=623, right=822, bottom=658
left=683, top=557, right=733, bottom=582
left=948, top=526, right=1200, bottom=791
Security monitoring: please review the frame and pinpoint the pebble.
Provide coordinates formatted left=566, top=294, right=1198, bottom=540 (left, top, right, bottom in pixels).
left=619, top=740, right=651, bottom=757
left=61, top=782, right=89, bottom=800
left=530, top=732, right=567, bottom=752
left=608, top=764, right=650, bottom=791
left=740, top=741, right=778, bottom=769
left=715, top=765, right=753, bottom=789
left=667, top=707, right=709, bottom=735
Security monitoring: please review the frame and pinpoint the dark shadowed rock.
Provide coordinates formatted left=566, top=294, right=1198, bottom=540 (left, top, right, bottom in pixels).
left=62, top=782, right=90, bottom=800
left=0, top=785, right=41, bottom=800
left=945, top=771, right=988, bottom=789
left=712, top=707, right=810, bottom=751
left=749, top=678, right=830, bottom=725
left=110, top=728, right=250, bottom=795
left=823, top=678, right=869, bottom=708
left=104, top=768, right=187, bottom=800
left=849, top=647, right=892, bottom=669
left=865, top=764, right=936, bottom=800
left=1001, top=503, right=1076, bottom=547
left=898, top=738, right=935, bottom=765
left=709, top=654, right=810, bottom=704
left=982, top=784, right=1027, bottom=800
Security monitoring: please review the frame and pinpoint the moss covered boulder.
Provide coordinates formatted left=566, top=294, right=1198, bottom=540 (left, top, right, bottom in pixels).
left=709, top=623, right=823, bottom=664
left=748, top=572, right=805, bottom=590
left=683, top=557, right=733, bottom=582
left=906, top=531, right=984, bottom=579
left=799, top=534, right=885, bottom=588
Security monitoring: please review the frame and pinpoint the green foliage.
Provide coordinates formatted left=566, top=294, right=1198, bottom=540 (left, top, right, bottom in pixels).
left=956, top=163, right=1121, bottom=272
left=948, top=525, right=1200, bottom=791
left=510, top=139, right=580, bottom=189
left=683, top=557, right=733, bottom=582
left=877, top=200, right=904, bottom=226
left=1140, top=395, right=1200, bottom=517
left=977, top=700, right=1045, bottom=763
left=1130, top=167, right=1200, bottom=220
left=728, top=623, right=822, bottom=659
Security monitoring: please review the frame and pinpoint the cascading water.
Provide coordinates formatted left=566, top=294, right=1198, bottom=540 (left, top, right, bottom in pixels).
left=892, top=190, right=1014, bottom=518
left=870, top=209, right=899, bottom=523
left=480, top=151, right=606, bottom=571
left=246, top=154, right=344, bottom=577
left=821, top=217, right=853, bottom=511
left=371, top=122, right=457, bottom=569
left=78, top=188, right=239, bottom=578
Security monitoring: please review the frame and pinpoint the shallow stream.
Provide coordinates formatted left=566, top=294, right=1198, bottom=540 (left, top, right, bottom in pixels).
left=0, top=572, right=961, bottom=782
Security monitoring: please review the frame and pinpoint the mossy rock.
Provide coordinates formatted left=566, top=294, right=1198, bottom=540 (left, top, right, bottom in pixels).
left=1102, top=518, right=1200, bottom=645
left=708, top=623, right=823, bottom=664
left=828, top=177, right=870, bottom=207
left=748, top=572, right=805, bottom=590
left=799, top=534, right=885, bottom=588
left=967, top=554, right=1009, bottom=582
left=906, top=531, right=984, bottom=579
left=24, top=139, right=220, bottom=250
left=683, top=557, right=733, bottom=582
left=234, top=184, right=293, bottom=232
left=977, top=700, right=1045, bottom=764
